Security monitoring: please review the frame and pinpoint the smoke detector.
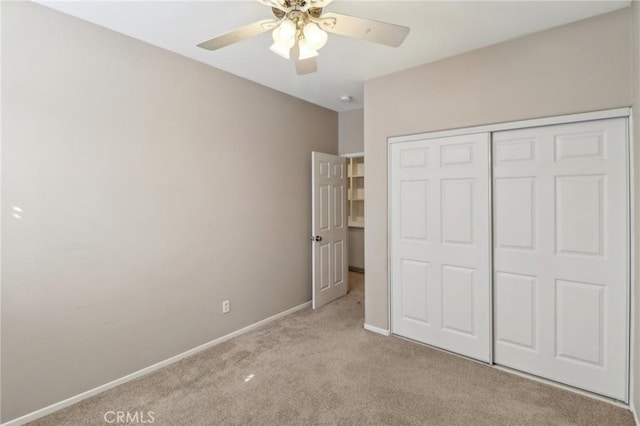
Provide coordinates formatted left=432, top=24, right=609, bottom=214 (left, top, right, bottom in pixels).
left=339, top=95, right=353, bottom=103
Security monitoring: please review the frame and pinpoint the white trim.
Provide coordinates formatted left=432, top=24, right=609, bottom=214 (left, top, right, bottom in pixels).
left=0, top=301, right=311, bottom=426
left=387, top=142, right=393, bottom=335
left=364, top=323, right=391, bottom=336
left=493, top=365, right=629, bottom=409
left=630, top=109, right=637, bottom=417
left=487, top=134, right=494, bottom=365
left=388, top=108, right=631, bottom=144
left=625, top=109, right=636, bottom=404
left=0, top=1, right=4, bottom=419
left=341, top=152, right=364, bottom=158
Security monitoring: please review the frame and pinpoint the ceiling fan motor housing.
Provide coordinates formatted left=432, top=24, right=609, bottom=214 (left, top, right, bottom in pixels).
left=273, top=7, right=322, bottom=21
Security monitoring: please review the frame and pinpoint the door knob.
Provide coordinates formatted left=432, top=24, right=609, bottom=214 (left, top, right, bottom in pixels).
left=310, top=236, right=323, bottom=242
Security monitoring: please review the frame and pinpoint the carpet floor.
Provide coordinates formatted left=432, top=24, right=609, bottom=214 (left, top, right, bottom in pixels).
left=32, top=272, right=633, bottom=425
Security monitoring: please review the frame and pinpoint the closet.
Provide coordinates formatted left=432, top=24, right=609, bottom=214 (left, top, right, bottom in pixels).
left=389, top=112, right=630, bottom=402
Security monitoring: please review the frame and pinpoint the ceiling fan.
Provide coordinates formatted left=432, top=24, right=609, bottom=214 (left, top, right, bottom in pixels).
left=197, top=0, right=410, bottom=75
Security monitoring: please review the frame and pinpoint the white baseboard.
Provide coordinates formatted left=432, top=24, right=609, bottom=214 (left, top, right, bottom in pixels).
left=632, top=399, right=639, bottom=426
left=364, top=323, right=390, bottom=336
left=1, top=300, right=312, bottom=426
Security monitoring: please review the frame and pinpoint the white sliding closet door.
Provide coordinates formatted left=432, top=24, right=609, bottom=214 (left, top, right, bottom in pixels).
left=390, top=133, right=491, bottom=362
left=493, top=118, right=629, bottom=401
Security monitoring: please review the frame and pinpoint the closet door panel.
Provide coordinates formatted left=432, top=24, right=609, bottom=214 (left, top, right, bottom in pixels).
left=493, top=118, right=628, bottom=401
left=391, top=133, right=491, bottom=362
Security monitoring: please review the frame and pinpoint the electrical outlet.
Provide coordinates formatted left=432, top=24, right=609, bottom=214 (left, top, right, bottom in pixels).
left=222, top=300, right=230, bottom=314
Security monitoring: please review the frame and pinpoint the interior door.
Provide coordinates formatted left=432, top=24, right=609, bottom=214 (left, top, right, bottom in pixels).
left=493, top=118, right=629, bottom=401
left=312, top=152, right=348, bottom=309
left=390, top=133, right=491, bottom=362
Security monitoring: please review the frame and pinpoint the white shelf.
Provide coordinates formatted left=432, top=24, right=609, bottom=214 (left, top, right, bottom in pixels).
left=344, top=155, right=365, bottom=228
left=349, top=219, right=365, bottom=228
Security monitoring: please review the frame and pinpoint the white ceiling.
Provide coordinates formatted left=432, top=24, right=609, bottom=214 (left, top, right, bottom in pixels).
left=38, top=0, right=630, bottom=112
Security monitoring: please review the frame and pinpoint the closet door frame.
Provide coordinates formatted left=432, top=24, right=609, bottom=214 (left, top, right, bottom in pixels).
left=387, top=107, right=633, bottom=403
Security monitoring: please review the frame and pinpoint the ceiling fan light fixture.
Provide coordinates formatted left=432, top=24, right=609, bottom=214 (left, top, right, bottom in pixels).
left=272, top=26, right=281, bottom=43
left=270, top=42, right=292, bottom=59
left=272, top=26, right=295, bottom=45
left=298, top=38, right=319, bottom=60
left=278, top=19, right=297, bottom=41
left=303, top=22, right=328, bottom=50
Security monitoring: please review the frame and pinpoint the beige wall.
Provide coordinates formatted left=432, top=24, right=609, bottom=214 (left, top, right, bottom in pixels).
left=364, top=8, right=633, bottom=330
left=339, top=109, right=364, bottom=155
left=1, top=2, right=337, bottom=421
left=632, top=0, right=640, bottom=417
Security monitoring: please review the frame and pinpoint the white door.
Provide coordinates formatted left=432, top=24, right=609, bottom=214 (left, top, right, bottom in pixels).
left=312, top=152, right=348, bottom=309
left=390, top=133, right=491, bottom=362
left=493, top=118, right=629, bottom=401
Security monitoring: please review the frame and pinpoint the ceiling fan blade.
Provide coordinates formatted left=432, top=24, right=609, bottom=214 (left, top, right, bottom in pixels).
left=303, top=0, right=334, bottom=11
left=197, top=19, right=279, bottom=51
left=314, top=12, right=410, bottom=47
left=295, top=57, right=318, bottom=75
